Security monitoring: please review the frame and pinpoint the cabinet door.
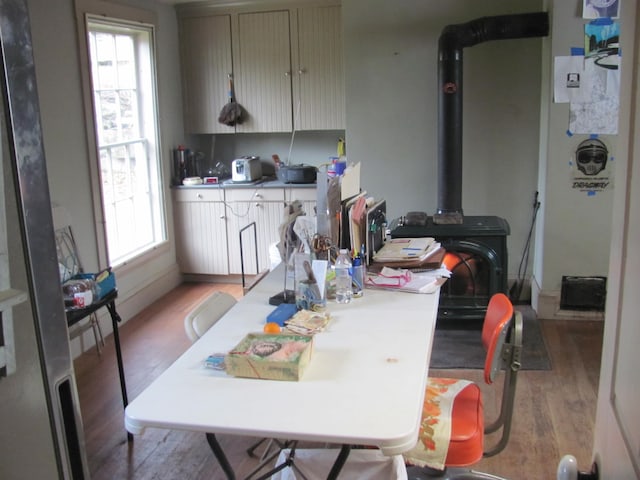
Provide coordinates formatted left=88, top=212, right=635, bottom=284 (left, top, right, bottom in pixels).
left=294, top=6, right=345, bottom=130
left=174, top=191, right=229, bottom=275
left=180, top=15, right=234, bottom=134
left=235, top=11, right=293, bottom=133
left=226, top=189, right=284, bottom=274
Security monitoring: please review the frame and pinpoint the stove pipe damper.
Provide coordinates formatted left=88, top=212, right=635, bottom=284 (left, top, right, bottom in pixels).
left=435, top=12, right=550, bottom=224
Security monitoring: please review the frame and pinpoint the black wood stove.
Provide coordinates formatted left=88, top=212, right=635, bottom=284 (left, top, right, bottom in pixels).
left=391, top=12, right=548, bottom=321
left=391, top=215, right=509, bottom=321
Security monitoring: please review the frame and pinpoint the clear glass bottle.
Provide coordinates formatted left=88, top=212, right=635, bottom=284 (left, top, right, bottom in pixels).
left=334, top=249, right=353, bottom=304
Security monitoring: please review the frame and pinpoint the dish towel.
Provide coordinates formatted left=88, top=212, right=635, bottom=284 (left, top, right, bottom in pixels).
left=403, top=377, right=472, bottom=470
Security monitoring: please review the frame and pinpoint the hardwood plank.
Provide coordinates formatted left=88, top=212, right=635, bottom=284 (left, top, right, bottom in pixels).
left=74, top=284, right=602, bottom=479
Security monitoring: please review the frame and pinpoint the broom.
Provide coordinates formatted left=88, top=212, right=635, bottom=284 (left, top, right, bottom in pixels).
left=218, top=73, right=245, bottom=127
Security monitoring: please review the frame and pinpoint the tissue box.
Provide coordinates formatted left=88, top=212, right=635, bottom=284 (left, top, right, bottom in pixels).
left=225, top=333, right=313, bottom=381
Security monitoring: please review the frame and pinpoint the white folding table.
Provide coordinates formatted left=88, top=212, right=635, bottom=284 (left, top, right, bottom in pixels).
left=124, top=265, right=440, bottom=479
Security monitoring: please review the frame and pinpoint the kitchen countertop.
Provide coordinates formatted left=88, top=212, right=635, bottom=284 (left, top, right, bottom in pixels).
left=173, top=177, right=317, bottom=189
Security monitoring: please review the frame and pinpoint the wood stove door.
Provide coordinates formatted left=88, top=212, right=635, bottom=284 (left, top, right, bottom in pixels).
left=438, top=239, right=506, bottom=321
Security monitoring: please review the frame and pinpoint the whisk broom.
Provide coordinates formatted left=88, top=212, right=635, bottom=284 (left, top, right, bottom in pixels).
left=218, top=73, right=245, bottom=126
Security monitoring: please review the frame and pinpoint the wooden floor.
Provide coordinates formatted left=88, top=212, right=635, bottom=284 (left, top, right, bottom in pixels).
left=74, top=282, right=603, bottom=480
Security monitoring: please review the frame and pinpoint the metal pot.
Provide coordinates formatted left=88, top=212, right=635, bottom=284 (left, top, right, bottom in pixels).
left=277, top=164, right=317, bottom=184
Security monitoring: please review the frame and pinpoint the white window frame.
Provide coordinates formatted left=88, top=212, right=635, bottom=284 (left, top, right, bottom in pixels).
left=75, top=0, right=167, bottom=269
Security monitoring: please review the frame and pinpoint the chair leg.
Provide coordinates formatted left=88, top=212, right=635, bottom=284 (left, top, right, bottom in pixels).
left=245, top=440, right=297, bottom=480
left=246, top=438, right=275, bottom=458
left=90, top=312, right=105, bottom=355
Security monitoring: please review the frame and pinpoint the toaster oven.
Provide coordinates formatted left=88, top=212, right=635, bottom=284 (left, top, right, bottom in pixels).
left=231, top=156, right=262, bottom=182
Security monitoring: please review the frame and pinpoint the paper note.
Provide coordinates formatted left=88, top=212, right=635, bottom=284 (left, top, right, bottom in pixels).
left=341, top=162, right=361, bottom=200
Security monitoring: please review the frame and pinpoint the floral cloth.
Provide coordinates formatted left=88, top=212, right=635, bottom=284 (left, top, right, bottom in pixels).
left=403, top=377, right=472, bottom=470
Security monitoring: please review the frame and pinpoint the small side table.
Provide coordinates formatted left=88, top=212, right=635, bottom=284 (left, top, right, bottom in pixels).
left=66, top=289, right=131, bottom=440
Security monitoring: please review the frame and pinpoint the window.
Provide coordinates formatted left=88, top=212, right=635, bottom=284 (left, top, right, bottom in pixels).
left=82, top=12, right=165, bottom=266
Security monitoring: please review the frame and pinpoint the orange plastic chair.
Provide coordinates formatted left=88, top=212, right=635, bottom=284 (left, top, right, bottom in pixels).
left=405, top=293, right=523, bottom=479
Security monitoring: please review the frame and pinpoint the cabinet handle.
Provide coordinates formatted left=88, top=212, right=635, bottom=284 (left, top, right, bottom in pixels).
left=254, top=193, right=262, bottom=199
left=219, top=214, right=225, bottom=219
left=255, top=203, right=262, bottom=208
left=298, top=68, right=306, bottom=75
left=197, top=194, right=203, bottom=199
left=284, top=71, right=291, bottom=77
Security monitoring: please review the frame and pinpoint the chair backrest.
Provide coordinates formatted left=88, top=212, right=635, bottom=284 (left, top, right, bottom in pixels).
left=184, top=291, right=237, bottom=342
left=481, top=293, right=514, bottom=384
left=52, top=205, right=82, bottom=282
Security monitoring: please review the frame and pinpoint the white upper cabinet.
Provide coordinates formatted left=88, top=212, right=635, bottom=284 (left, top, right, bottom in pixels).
left=179, top=14, right=235, bottom=134
left=178, top=3, right=344, bottom=134
left=293, top=5, right=345, bottom=131
left=235, top=10, right=293, bottom=133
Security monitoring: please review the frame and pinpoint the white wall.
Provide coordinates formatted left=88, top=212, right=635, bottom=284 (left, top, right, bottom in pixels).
left=533, top=0, right=618, bottom=318
left=344, top=0, right=617, bottom=315
left=27, top=0, right=185, bottom=354
left=343, top=0, right=545, bottom=283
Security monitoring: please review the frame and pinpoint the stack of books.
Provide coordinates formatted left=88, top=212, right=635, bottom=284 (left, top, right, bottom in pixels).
left=371, top=237, right=444, bottom=270
left=365, top=237, right=450, bottom=294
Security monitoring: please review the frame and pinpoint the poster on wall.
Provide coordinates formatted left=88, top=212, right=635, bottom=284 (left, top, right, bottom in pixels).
left=570, top=20, right=620, bottom=134
left=583, top=0, right=620, bottom=19
left=554, top=56, right=590, bottom=103
left=584, top=19, right=620, bottom=67
left=569, top=137, right=614, bottom=194
left=554, top=19, right=620, bottom=134
left=568, top=60, right=619, bottom=134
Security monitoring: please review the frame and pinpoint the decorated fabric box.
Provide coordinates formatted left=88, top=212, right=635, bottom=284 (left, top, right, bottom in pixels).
left=225, top=333, right=313, bottom=381
left=63, top=268, right=115, bottom=309
left=74, top=268, right=116, bottom=300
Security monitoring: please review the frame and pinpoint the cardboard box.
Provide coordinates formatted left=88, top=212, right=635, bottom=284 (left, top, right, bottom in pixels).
left=225, top=333, right=313, bottom=381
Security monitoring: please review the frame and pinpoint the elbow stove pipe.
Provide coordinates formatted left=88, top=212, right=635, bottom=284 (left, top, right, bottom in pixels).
left=435, top=12, right=550, bottom=224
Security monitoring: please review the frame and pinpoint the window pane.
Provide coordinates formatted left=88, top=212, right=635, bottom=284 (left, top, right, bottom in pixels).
left=87, top=18, right=165, bottom=266
left=95, top=33, right=116, bottom=90
left=115, top=35, right=135, bottom=89
left=119, top=90, right=137, bottom=140
left=96, top=90, right=117, bottom=144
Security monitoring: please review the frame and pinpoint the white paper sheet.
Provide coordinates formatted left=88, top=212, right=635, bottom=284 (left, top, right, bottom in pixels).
left=554, top=56, right=590, bottom=103
left=569, top=59, right=620, bottom=134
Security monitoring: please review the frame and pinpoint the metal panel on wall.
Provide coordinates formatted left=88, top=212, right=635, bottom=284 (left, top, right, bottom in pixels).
left=0, top=0, right=89, bottom=478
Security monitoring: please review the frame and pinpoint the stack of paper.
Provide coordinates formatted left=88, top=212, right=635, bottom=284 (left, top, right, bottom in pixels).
left=373, top=237, right=440, bottom=264
left=285, top=310, right=331, bottom=335
left=365, top=266, right=450, bottom=294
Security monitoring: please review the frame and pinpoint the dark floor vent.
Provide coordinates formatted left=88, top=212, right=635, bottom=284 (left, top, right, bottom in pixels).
left=560, top=276, right=607, bottom=311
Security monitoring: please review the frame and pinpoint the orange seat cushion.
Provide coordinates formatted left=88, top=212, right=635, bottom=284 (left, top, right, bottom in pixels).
left=445, top=382, right=484, bottom=466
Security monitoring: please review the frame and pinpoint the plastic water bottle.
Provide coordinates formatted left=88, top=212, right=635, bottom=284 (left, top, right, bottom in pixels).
left=334, top=249, right=353, bottom=304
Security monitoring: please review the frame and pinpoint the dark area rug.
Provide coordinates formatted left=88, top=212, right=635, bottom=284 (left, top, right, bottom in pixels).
left=429, top=305, right=552, bottom=370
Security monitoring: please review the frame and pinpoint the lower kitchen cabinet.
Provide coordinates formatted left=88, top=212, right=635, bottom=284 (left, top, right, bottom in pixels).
left=173, top=186, right=318, bottom=277
left=225, top=188, right=285, bottom=275
left=173, top=189, right=229, bottom=275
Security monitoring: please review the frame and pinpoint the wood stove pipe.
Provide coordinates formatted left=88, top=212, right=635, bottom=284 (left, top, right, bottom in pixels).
left=434, top=12, right=550, bottom=224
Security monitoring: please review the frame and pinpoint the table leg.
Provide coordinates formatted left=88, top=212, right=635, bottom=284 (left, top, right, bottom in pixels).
left=327, top=444, right=351, bottom=480
left=205, top=434, right=350, bottom=480
left=105, top=300, right=131, bottom=441
left=206, top=433, right=237, bottom=480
